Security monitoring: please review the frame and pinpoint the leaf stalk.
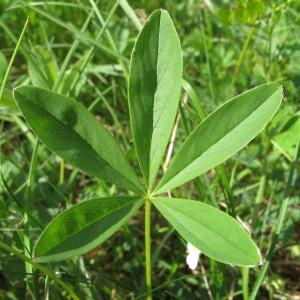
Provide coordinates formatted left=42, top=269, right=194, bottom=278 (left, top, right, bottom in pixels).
left=145, top=196, right=152, bottom=300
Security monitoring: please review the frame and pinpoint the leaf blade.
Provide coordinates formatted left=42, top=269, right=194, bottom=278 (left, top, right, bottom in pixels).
left=272, top=114, right=300, bottom=160
left=153, top=197, right=261, bottom=266
left=157, top=83, right=283, bottom=193
left=34, top=196, right=143, bottom=262
left=13, top=86, right=142, bottom=193
left=128, top=9, right=183, bottom=187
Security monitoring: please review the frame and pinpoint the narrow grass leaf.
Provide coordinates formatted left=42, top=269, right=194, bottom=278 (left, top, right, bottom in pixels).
left=13, top=86, right=143, bottom=193
left=182, top=79, right=206, bottom=120
left=153, top=197, right=261, bottom=266
left=34, top=196, right=143, bottom=262
left=27, top=46, right=59, bottom=89
left=119, top=0, right=143, bottom=31
left=272, top=114, right=300, bottom=161
left=0, top=51, right=8, bottom=82
left=128, top=9, right=183, bottom=187
left=156, top=83, right=283, bottom=193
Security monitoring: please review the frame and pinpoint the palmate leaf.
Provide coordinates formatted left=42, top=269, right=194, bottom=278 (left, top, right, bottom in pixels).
left=128, top=9, right=183, bottom=188
left=156, top=83, right=283, bottom=193
left=13, top=86, right=142, bottom=193
left=153, top=197, right=261, bottom=266
left=34, top=197, right=143, bottom=262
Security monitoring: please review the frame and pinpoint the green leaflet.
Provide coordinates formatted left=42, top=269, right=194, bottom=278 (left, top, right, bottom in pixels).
left=128, top=9, right=183, bottom=188
left=156, top=83, right=283, bottom=193
left=34, top=197, right=143, bottom=262
left=13, top=86, right=142, bottom=193
left=152, top=197, right=261, bottom=266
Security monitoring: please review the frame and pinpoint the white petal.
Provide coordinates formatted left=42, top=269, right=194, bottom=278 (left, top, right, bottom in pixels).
left=187, top=242, right=200, bottom=255
left=186, top=242, right=201, bottom=270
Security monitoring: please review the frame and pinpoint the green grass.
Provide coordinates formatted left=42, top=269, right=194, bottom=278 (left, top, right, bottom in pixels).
left=0, top=1, right=299, bottom=299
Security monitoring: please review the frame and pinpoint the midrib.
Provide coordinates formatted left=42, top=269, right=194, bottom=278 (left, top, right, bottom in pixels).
left=162, top=90, right=279, bottom=188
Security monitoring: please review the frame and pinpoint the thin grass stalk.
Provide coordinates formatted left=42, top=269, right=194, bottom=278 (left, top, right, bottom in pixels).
left=119, top=0, right=142, bottom=31
left=0, top=241, right=79, bottom=300
left=229, top=26, right=256, bottom=95
left=250, top=140, right=299, bottom=299
left=0, top=15, right=33, bottom=295
left=52, top=5, right=95, bottom=93
left=89, top=0, right=129, bottom=80
left=24, top=139, right=39, bottom=297
left=20, top=1, right=125, bottom=61
left=199, top=10, right=214, bottom=104
left=0, top=175, right=43, bottom=228
left=0, top=17, right=29, bottom=101
left=69, top=0, right=119, bottom=94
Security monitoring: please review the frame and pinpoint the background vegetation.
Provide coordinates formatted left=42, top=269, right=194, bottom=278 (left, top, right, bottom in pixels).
left=0, top=0, right=299, bottom=299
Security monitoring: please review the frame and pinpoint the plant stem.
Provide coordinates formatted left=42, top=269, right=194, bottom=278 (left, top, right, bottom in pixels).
left=242, top=267, right=249, bottom=300
left=145, top=196, right=152, bottom=300
left=59, top=158, right=65, bottom=184
left=229, top=26, right=256, bottom=95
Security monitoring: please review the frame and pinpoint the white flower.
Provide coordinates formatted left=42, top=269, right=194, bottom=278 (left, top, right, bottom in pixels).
left=186, top=242, right=201, bottom=270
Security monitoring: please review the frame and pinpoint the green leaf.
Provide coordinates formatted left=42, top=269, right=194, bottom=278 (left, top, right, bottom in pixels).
left=0, top=51, right=8, bottom=83
left=34, top=196, right=143, bottom=262
left=13, top=86, right=142, bottom=193
left=27, top=46, right=59, bottom=89
left=60, top=58, right=86, bottom=95
left=272, top=114, right=300, bottom=161
left=156, top=83, right=283, bottom=193
left=152, top=197, right=261, bottom=266
left=182, top=79, right=206, bottom=120
left=0, top=88, right=18, bottom=112
left=128, top=9, right=183, bottom=188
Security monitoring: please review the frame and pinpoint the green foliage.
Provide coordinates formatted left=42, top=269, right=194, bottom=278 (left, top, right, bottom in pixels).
left=27, top=46, right=58, bottom=89
left=272, top=114, right=300, bottom=160
left=12, top=9, right=283, bottom=270
left=218, top=0, right=267, bottom=25
left=13, top=86, right=142, bottom=193
left=153, top=197, right=261, bottom=266
left=156, top=83, right=283, bottom=193
left=1, top=1, right=299, bottom=299
left=0, top=51, right=8, bottom=83
left=34, top=196, right=143, bottom=262
left=0, top=88, right=17, bottom=112
left=129, top=9, right=182, bottom=188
